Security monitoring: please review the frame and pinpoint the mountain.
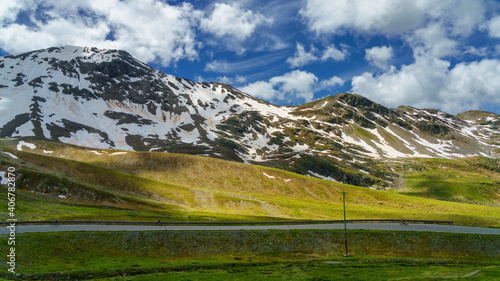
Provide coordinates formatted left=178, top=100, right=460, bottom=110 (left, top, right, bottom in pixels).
left=1, top=46, right=499, bottom=187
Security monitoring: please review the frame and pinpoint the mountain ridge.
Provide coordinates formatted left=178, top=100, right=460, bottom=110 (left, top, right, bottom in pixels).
left=1, top=46, right=499, bottom=187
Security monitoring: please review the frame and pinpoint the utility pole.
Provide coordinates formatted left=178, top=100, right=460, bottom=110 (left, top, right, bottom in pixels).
left=343, top=191, right=349, bottom=257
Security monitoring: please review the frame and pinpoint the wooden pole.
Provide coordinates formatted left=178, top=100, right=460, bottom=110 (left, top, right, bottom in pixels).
left=343, top=191, right=349, bottom=257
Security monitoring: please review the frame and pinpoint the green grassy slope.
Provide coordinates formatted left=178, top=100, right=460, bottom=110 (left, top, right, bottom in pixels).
left=1, top=138, right=499, bottom=226
left=391, top=157, right=500, bottom=206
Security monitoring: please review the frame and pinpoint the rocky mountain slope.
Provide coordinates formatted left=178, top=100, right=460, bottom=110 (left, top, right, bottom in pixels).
left=1, top=46, right=499, bottom=187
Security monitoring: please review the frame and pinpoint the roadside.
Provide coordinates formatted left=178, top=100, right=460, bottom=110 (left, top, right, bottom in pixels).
left=2, top=222, right=499, bottom=235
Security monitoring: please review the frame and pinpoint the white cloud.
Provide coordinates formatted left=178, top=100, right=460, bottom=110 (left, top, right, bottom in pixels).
left=240, top=80, right=278, bottom=100
left=0, top=15, right=112, bottom=55
left=440, top=59, right=500, bottom=112
left=320, top=76, right=345, bottom=88
left=0, top=0, right=203, bottom=66
left=423, top=0, right=486, bottom=37
left=300, top=0, right=487, bottom=37
left=321, top=44, right=348, bottom=61
left=205, top=52, right=287, bottom=73
left=216, top=75, right=247, bottom=85
left=241, top=70, right=318, bottom=102
left=241, top=71, right=345, bottom=102
left=270, top=71, right=318, bottom=101
left=464, top=46, right=488, bottom=57
left=0, top=0, right=26, bottom=24
left=287, top=43, right=349, bottom=67
left=200, top=3, right=271, bottom=41
left=351, top=56, right=500, bottom=114
left=300, top=0, right=424, bottom=35
left=365, top=45, right=393, bottom=70
left=487, top=15, right=500, bottom=38
left=409, top=23, right=458, bottom=58
left=286, top=43, right=318, bottom=67
left=194, top=74, right=205, bottom=83
left=235, top=75, right=247, bottom=84
left=300, top=0, right=489, bottom=61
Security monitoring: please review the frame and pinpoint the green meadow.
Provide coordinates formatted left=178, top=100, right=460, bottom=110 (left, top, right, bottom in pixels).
left=0, top=138, right=499, bottom=227
left=392, top=157, right=500, bottom=206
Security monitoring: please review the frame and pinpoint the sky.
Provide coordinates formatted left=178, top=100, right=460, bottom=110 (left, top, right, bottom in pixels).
left=1, top=0, right=500, bottom=115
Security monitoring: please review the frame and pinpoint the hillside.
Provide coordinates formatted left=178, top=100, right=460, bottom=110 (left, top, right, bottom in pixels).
left=1, top=138, right=499, bottom=227
left=392, top=157, right=500, bottom=206
left=1, top=46, right=499, bottom=188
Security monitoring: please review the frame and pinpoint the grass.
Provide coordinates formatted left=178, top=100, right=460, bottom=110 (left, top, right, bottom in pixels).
left=94, top=260, right=499, bottom=280
left=392, top=158, right=500, bottom=206
left=0, top=230, right=498, bottom=280
left=1, top=139, right=500, bottom=226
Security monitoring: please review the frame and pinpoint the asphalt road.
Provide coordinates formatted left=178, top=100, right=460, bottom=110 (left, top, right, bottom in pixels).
left=2, top=223, right=499, bottom=235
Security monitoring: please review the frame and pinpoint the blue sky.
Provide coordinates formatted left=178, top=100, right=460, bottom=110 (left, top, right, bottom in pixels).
left=1, top=0, right=500, bottom=114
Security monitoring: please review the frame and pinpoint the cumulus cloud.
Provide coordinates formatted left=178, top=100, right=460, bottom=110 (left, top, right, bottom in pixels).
left=200, top=3, right=272, bottom=41
left=241, top=70, right=319, bottom=102
left=351, top=56, right=500, bottom=114
left=287, top=43, right=348, bottom=67
left=0, top=0, right=26, bottom=23
left=424, top=0, right=486, bottom=37
left=300, top=0, right=497, bottom=113
left=464, top=46, right=488, bottom=57
left=216, top=75, right=247, bottom=85
left=300, top=0, right=488, bottom=60
left=0, top=1, right=273, bottom=66
left=321, top=44, right=348, bottom=61
left=0, top=0, right=272, bottom=66
left=409, top=23, right=458, bottom=58
left=300, top=0, right=486, bottom=37
left=286, top=43, right=318, bottom=68
left=365, top=45, right=393, bottom=70
left=487, top=15, right=500, bottom=38
left=441, top=59, right=500, bottom=112
left=241, top=71, right=345, bottom=102
left=240, top=80, right=278, bottom=100
left=320, top=76, right=345, bottom=89
left=0, top=0, right=202, bottom=66
left=300, top=0, right=424, bottom=35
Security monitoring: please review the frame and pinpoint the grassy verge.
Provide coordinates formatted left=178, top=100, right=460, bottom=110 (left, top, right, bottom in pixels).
left=95, top=259, right=500, bottom=280
left=0, top=230, right=498, bottom=280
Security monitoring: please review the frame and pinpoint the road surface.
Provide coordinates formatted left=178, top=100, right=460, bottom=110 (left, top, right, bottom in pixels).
left=2, top=223, right=499, bottom=235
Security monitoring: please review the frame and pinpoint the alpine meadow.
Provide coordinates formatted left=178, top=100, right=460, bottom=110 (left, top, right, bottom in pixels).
left=1, top=0, right=500, bottom=279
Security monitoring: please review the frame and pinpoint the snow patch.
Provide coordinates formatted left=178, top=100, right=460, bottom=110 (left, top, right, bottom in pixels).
left=263, top=173, right=275, bottom=179
left=309, top=171, right=340, bottom=183
left=58, top=195, right=67, bottom=199
left=1, top=152, right=18, bottom=159
left=43, top=150, right=54, bottom=154
left=17, top=141, right=36, bottom=151
left=110, top=152, right=128, bottom=155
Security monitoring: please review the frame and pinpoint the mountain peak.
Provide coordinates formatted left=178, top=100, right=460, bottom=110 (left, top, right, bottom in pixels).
left=3, top=46, right=136, bottom=66
left=1, top=46, right=500, bottom=188
left=457, top=110, right=500, bottom=121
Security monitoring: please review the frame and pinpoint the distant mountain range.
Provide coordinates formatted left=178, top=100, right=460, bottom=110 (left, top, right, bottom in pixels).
left=1, top=46, right=499, bottom=187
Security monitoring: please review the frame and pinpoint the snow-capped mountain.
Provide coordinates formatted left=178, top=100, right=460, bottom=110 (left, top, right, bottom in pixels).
left=1, top=46, right=499, bottom=187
